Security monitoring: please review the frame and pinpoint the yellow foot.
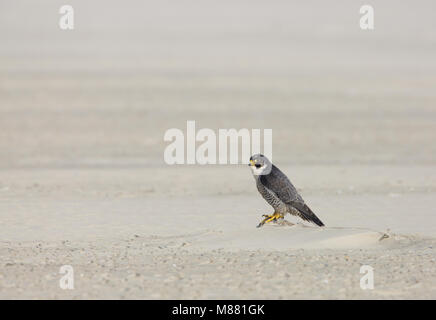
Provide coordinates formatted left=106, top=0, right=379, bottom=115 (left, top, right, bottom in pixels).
left=257, top=213, right=284, bottom=228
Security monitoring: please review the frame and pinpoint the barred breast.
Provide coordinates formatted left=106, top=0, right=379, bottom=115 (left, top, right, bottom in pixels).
left=256, top=178, right=287, bottom=213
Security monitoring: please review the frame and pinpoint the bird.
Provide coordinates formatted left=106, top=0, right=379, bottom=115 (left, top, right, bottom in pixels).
left=248, top=154, right=324, bottom=228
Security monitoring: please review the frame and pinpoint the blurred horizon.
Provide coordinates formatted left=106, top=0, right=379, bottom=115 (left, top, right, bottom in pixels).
left=1, top=0, right=435, bottom=168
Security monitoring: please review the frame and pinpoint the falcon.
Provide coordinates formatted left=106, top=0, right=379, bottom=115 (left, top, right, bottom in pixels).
left=248, top=154, right=325, bottom=228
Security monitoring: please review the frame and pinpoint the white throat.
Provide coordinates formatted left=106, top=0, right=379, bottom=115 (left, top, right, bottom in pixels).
left=250, top=164, right=271, bottom=176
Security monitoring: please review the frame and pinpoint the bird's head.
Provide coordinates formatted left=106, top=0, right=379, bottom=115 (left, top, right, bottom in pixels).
left=248, top=154, right=272, bottom=176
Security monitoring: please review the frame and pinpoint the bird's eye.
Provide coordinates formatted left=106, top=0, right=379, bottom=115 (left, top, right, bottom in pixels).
left=255, top=164, right=262, bottom=169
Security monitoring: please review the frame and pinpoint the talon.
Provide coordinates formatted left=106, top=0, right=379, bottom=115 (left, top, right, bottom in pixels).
left=257, top=213, right=284, bottom=228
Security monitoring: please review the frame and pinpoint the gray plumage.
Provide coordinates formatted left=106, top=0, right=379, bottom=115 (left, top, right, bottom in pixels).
left=249, top=154, right=324, bottom=227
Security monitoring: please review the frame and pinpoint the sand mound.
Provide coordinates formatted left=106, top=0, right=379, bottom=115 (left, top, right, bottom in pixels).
left=148, top=224, right=418, bottom=252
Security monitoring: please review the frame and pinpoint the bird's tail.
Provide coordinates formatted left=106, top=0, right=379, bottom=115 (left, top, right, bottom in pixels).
left=289, top=202, right=325, bottom=227
left=308, top=211, right=325, bottom=227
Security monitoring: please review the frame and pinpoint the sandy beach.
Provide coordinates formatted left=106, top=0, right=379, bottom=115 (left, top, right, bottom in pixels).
left=0, top=0, right=436, bottom=299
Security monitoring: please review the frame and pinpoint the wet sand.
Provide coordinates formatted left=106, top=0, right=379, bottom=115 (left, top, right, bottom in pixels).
left=0, top=0, right=436, bottom=299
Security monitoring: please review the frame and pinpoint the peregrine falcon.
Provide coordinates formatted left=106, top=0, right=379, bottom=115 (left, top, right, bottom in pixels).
left=248, top=154, right=324, bottom=228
